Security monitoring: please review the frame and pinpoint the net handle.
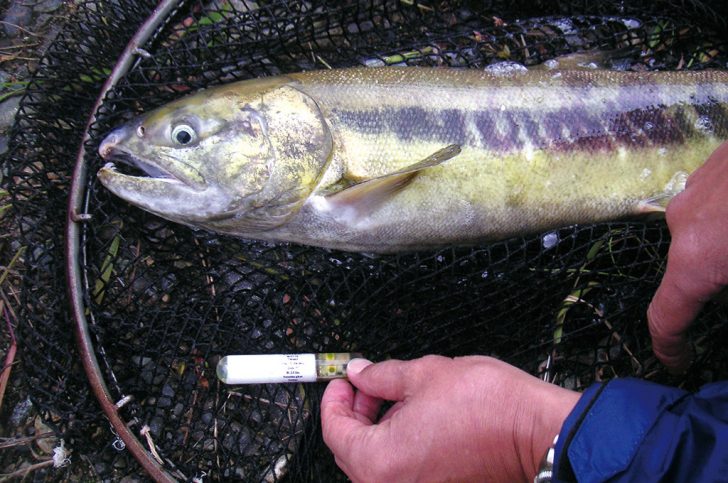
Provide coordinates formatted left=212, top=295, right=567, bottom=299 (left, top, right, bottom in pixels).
left=66, top=1, right=183, bottom=481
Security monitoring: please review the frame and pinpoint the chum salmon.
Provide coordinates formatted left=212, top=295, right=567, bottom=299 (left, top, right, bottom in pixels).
left=98, top=67, right=728, bottom=252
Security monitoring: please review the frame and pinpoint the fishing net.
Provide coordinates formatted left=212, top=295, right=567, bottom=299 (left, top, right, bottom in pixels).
left=4, top=0, right=728, bottom=480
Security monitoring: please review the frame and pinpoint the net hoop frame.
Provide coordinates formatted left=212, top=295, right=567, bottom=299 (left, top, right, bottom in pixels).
left=66, top=1, right=183, bottom=480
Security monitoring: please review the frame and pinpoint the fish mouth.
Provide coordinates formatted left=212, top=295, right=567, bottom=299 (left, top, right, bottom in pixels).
left=100, top=147, right=185, bottom=185
left=97, top=146, right=225, bottom=223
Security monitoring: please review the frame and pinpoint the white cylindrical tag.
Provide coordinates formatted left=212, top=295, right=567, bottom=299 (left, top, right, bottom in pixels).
left=217, top=354, right=318, bottom=384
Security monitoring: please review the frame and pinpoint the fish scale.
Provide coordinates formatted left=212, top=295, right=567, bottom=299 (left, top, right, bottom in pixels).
left=97, top=67, right=728, bottom=252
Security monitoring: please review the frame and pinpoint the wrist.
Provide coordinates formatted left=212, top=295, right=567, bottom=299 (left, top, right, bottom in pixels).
left=534, top=434, right=559, bottom=482
left=517, top=381, right=579, bottom=479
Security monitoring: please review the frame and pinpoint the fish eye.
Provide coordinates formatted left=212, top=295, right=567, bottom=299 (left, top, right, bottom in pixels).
left=171, top=124, right=196, bottom=145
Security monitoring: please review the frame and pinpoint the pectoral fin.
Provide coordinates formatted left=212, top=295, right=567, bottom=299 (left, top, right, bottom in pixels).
left=382, top=143, right=462, bottom=176
left=636, top=170, right=690, bottom=214
left=636, top=194, right=669, bottom=214
left=326, top=144, right=461, bottom=219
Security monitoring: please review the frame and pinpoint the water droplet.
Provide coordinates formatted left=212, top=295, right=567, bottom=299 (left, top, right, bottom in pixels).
left=481, top=271, right=489, bottom=279
left=362, top=58, right=385, bottom=68
left=640, top=168, right=652, bottom=180
left=664, top=170, right=689, bottom=195
left=484, top=61, right=528, bottom=77
left=576, top=61, right=599, bottom=70
left=622, top=18, right=641, bottom=29
left=643, top=122, right=654, bottom=131
left=658, top=147, right=668, bottom=157
left=694, top=116, right=713, bottom=134
left=610, top=58, right=632, bottom=71
left=436, top=255, right=445, bottom=263
left=542, top=232, right=558, bottom=249
left=551, top=18, right=577, bottom=35
left=543, top=59, right=559, bottom=70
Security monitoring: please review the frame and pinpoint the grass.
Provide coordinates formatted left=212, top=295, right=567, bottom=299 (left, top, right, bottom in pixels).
left=92, top=231, right=122, bottom=305
left=0, top=81, right=30, bottom=103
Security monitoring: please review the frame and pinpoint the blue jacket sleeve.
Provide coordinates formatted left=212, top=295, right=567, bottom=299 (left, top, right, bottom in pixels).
left=552, top=378, right=728, bottom=482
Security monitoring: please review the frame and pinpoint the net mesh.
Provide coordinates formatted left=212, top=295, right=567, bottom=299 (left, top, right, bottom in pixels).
left=4, top=0, right=728, bottom=480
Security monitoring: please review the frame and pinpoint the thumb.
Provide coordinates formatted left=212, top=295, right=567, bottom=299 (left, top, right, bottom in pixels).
left=347, top=358, right=418, bottom=402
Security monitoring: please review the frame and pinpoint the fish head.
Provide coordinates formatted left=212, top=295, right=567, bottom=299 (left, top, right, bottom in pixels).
left=97, top=76, right=333, bottom=233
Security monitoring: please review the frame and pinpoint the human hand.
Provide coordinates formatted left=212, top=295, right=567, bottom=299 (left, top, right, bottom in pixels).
left=647, top=141, right=728, bottom=372
left=321, top=355, right=579, bottom=482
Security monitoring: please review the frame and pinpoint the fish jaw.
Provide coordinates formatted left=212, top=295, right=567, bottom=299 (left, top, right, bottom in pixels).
left=97, top=163, right=234, bottom=223
left=97, top=127, right=233, bottom=223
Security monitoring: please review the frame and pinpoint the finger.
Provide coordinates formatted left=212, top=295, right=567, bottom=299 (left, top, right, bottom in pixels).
left=321, top=379, right=372, bottom=456
left=378, top=400, right=405, bottom=423
left=647, top=292, right=694, bottom=372
left=647, top=261, right=705, bottom=372
left=353, top=389, right=383, bottom=424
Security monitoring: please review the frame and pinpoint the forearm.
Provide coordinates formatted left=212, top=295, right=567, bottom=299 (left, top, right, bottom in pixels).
left=553, top=378, right=728, bottom=482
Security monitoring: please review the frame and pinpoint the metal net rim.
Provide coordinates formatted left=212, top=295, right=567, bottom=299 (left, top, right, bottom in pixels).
left=66, top=1, right=182, bottom=480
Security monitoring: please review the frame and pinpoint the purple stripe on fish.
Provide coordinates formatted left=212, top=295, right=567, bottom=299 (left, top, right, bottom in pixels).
left=389, top=106, right=428, bottom=141
left=333, top=107, right=469, bottom=146
left=534, top=108, right=614, bottom=152
left=694, top=100, right=728, bottom=138
left=440, top=108, right=468, bottom=144
left=333, top=98, right=728, bottom=153
left=473, top=110, right=523, bottom=151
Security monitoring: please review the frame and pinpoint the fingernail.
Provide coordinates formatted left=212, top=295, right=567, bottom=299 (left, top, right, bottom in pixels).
left=346, top=358, right=372, bottom=376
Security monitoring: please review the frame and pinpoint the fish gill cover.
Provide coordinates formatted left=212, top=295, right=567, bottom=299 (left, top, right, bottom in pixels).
left=3, top=0, right=728, bottom=480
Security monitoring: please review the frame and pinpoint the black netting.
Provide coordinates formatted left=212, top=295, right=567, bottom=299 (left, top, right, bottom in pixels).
left=4, top=0, right=728, bottom=480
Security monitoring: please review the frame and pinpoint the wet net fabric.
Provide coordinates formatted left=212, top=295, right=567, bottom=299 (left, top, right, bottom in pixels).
left=4, top=0, right=728, bottom=480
